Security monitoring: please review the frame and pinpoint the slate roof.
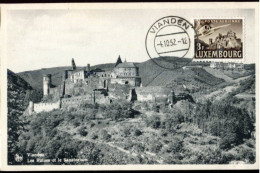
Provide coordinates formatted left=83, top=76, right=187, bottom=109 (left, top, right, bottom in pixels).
left=116, top=62, right=137, bottom=68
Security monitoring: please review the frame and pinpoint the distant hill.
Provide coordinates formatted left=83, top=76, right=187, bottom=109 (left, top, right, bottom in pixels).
left=17, top=64, right=117, bottom=90
left=8, top=69, right=42, bottom=107
left=17, top=57, right=225, bottom=92
left=137, top=57, right=224, bottom=88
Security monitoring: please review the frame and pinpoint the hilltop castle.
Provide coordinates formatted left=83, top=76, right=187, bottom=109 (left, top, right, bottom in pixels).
left=28, top=56, right=179, bottom=115
left=209, top=30, right=242, bottom=50
left=43, top=56, right=141, bottom=98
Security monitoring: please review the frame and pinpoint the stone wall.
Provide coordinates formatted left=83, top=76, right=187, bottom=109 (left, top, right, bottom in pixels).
left=34, top=101, right=61, bottom=113
left=134, top=86, right=172, bottom=103
left=64, top=78, right=109, bottom=96
left=111, top=77, right=140, bottom=87
left=61, top=92, right=110, bottom=108
left=49, top=86, right=61, bottom=100
left=95, top=92, right=111, bottom=104
left=61, top=95, right=94, bottom=108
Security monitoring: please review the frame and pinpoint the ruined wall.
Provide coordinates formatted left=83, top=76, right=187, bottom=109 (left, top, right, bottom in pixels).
left=61, top=92, right=110, bottom=108
left=107, top=83, right=131, bottom=100
left=95, top=92, right=111, bottom=104
left=34, top=101, right=61, bottom=113
left=64, top=78, right=109, bottom=96
left=61, top=95, right=94, bottom=108
left=111, top=77, right=141, bottom=87
left=135, top=86, right=172, bottom=103
left=49, top=87, right=61, bottom=100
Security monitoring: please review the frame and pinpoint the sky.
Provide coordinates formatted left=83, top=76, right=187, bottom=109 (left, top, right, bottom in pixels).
left=200, top=20, right=243, bottom=44
left=6, top=8, right=255, bottom=73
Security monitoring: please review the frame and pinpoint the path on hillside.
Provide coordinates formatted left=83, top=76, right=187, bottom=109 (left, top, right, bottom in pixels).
left=203, top=75, right=252, bottom=101
left=233, top=75, right=252, bottom=83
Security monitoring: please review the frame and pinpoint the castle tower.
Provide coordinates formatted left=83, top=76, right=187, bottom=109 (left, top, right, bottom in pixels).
left=87, top=64, right=91, bottom=71
left=43, top=74, right=52, bottom=96
left=71, top=58, right=76, bottom=70
left=28, top=101, right=34, bottom=115
left=170, top=90, right=176, bottom=104
left=63, top=70, right=68, bottom=81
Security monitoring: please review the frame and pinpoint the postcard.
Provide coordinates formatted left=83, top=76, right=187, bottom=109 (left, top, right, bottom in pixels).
left=0, top=2, right=258, bottom=171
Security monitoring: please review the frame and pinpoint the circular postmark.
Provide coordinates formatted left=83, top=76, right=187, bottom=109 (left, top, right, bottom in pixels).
left=146, top=16, right=197, bottom=70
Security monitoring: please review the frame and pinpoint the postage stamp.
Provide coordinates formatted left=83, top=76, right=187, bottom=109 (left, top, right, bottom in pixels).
left=194, top=19, right=243, bottom=59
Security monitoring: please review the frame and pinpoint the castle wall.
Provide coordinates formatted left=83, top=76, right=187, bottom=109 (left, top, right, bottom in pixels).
left=64, top=78, right=107, bottom=96
left=135, top=86, right=172, bottom=103
left=107, top=83, right=131, bottom=100
left=61, top=95, right=94, bottom=108
left=49, top=87, right=61, bottom=100
left=34, top=101, right=61, bottom=113
left=95, top=92, right=111, bottom=104
left=111, top=77, right=140, bottom=86
left=115, top=67, right=138, bottom=77
left=61, top=92, right=110, bottom=108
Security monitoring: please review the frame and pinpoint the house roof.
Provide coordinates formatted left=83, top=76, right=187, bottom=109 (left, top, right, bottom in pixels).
left=116, top=62, right=137, bottom=68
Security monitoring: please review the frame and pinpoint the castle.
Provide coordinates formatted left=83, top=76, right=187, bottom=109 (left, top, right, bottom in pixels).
left=209, top=30, right=242, bottom=50
left=28, top=56, right=177, bottom=115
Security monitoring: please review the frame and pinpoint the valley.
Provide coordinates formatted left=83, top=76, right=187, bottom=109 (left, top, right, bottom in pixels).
left=7, top=59, right=256, bottom=165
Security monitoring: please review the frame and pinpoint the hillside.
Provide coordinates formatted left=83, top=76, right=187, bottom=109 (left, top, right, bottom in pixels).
left=18, top=97, right=255, bottom=165
left=7, top=69, right=33, bottom=164
left=8, top=69, right=33, bottom=112
left=137, top=58, right=225, bottom=94
left=203, top=67, right=233, bottom=82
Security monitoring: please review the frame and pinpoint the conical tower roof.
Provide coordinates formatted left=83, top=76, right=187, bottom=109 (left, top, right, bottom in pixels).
left=115, top=55, right=123, bottom=67
left=72, top=58, right=77, bottom=70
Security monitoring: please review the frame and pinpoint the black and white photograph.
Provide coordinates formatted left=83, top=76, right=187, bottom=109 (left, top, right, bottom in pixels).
left=0, top=3, right=258, bottom=170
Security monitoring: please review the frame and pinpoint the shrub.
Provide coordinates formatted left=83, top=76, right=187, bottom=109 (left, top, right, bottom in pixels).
left=159, top=129, right=168, bottom=137
left=68, top=107, right=76, bottom=112
left=73, top=121, right=80, bottom=127
left=89, top=122, right=95, bottom=128
left=122, top=126, right=132, bottom=137
left=99, top=129, right=111, bottom=141
left=123, top=139, right=134, bottom=150
left=90, top=133, right=98, bottom=140
left=145, top=114, right=161, bottom=129
left=149, top=141, right=162, bottom=153
left=167, top=138, right=183, bottom=153
left=134, top=129, right=142, bottom=136
left=78, top=127, right=88, bottom=137
left=219, top=132, right=237, bottom=150
left=133, top=143, right=145, bottom=153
